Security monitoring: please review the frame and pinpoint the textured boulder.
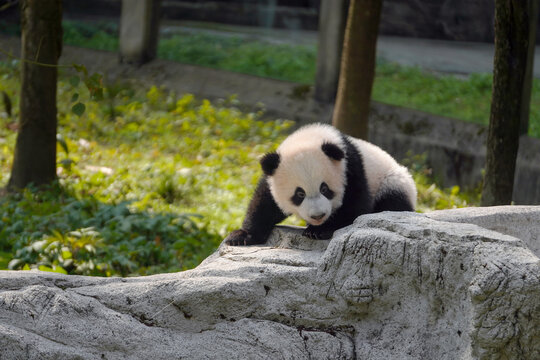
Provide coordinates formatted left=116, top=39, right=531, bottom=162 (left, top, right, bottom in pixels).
left=1, top=207, right=539, bottom=359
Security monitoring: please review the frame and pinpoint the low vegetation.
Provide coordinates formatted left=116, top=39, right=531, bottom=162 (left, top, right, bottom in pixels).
left=0, top=22, right=481, bottom=276
left=0, top=60, right=295, bottom=275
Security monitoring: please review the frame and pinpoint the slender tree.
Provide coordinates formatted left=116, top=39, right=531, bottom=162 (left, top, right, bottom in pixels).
left=332, top=0, right=382, bottom=139
left=481, top=0, right=530, bottom=206
left=8, top=0, right=63, bottom=190
left=519, top=0, right=539, bottom=135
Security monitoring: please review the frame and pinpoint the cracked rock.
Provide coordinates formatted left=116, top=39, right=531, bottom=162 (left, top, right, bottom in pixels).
left=1, top=206, right=539, bottom=359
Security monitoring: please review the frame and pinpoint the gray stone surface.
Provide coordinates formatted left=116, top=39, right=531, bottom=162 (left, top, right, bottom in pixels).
left=426, top=205, right=540, bottom=257
left=1, top=207, right=539, bottom=359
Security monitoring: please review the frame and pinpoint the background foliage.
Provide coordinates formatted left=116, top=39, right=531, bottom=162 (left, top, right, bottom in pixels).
left=2, top=20, right=539, bottom=137
left=0, top=21, right=481, bottom=276
left=53, top=20, right=540, bottom=138
left=0, top=59, right=294, bottom=275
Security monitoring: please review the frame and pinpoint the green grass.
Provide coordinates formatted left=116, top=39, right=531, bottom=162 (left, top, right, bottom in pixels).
left=57, top=20, right=540, bottom=138
left=2, top=20, right=539, bottom=136
left=0, top=59, right=478, bottom=276
left=373, top=62, right=540, bottom=138
left=62, top=20, right=119, bottom=52
left=159, top=33, right=316, bottom=83
left=0, top=60, right=295, bottom=275
left=58, top=21, right=316, bottom=83
left=374, top=63, right=492, bottom=126
left=0, top=21, right=484, bottom=276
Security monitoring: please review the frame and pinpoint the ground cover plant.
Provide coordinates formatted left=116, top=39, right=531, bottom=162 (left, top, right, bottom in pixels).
left=0, top=63, right=478, bottom=276
left=0, top=59, right=295, bottom=275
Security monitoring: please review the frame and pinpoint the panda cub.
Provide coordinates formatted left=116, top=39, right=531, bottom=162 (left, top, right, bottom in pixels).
left=225, top=123, right=417, bottom=246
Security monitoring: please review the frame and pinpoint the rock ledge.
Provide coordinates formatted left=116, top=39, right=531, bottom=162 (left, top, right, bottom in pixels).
left=1, top=206, right=539, bottom=359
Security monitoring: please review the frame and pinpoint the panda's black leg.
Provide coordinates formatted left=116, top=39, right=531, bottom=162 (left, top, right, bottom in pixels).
left=373, top=189, right=414, bottom=212
left=224, top=176, right=286, bottom=246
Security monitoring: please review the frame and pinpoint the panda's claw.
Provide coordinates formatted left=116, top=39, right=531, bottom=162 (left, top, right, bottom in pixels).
left=302, top=226, right=330, bottom=240
left=302, top=227, right=317, bottom=239
left=224, top=229, right=252, bottom=246
left=303, top=226, right=333, bottom=240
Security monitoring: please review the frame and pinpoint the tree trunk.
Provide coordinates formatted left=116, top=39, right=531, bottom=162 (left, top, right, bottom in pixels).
left=519, top=0, right=538, bottom=135
left=332, top=0, right=382, bottom=140
left=481, top=0, right=530, bottom=206
left=8, top=0, right=63, bottom=190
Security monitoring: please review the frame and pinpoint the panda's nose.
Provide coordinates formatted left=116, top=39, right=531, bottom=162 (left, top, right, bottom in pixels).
left=311, top=213, right=326, bottom=221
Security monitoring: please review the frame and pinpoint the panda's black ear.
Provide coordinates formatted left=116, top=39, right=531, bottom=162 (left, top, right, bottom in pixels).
left=260, top=152, right=280, bottom=176
left=322, top=142, right=345, bottom=161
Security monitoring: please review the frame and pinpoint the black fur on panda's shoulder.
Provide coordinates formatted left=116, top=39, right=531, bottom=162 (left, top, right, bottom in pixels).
left=304, top=134, right=372, bottom=238
left=332, top=134, right=373, bottom=221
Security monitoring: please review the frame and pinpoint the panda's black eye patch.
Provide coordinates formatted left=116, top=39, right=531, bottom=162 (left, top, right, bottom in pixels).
left=291, top=187, right=306, bottom=206
left=320, top=182, right=335, bottom=200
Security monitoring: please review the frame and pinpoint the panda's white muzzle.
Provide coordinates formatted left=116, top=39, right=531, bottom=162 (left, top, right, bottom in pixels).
left=298, top=195, right=332, bottom=226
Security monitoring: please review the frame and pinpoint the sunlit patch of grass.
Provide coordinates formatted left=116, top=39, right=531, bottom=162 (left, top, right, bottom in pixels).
left=373, top=62, right=493, bottom=127
left=0, top=57, right=480, bottom=276
left=158, top=33, right=316, bottom=83
left=0, top=61, right=293, bottom=275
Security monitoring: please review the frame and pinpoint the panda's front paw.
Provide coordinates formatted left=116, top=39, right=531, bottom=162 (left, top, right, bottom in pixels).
left=224, top=229, right=254, bottom=246
left=302, top=226, right=333, bottom=240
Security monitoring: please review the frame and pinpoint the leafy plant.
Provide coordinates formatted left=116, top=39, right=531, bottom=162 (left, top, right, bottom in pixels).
left=0, top=58, right=480, bottom=277
left=0, top=61, right=292, bottom=275
left=8, top=228, right=103, bottom=275
left=2, top=185, right=222, bottom=276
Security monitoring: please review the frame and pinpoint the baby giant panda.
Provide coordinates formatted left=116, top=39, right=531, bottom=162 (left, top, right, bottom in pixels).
left=225, top=123, right=417, bottom=246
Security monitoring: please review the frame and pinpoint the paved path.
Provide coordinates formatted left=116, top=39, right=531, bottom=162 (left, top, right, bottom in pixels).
left=6, top=15, right=537, bottom=77
left=165, top=20, right=540, bottom=77
left=377, top=36, right=540, bottom=77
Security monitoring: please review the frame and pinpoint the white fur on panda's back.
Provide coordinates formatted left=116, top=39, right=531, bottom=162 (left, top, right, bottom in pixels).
left=351, top=137, right=417, bottom=208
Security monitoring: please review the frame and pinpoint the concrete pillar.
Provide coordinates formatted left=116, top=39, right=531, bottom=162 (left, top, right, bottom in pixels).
left=119, top=0, right=161, bottom=65
left=257, top=0, right=277, bottom=28
left=314, top=0, right=348, bottom=103
left=520, top=0, right=539, bottom=135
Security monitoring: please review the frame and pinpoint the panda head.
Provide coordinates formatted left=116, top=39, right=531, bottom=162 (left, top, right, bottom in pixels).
left=261, top=129, right=347, bottom=226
